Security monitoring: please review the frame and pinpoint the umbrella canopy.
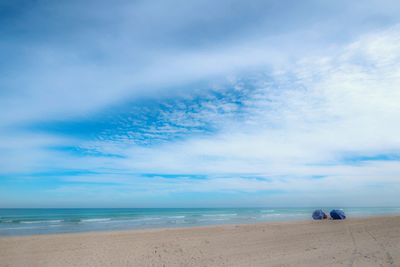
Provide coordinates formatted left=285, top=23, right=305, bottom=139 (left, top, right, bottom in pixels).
left=330, top=209, right=346, bottom=220
left=312, top=209, right=327, bottom=220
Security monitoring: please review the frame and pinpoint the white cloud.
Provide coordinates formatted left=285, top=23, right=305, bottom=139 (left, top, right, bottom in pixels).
left=2, top=0, right=399, bottom=127
left=1, top=1, right=400, bottom=206
left=58, top=25, right=400, bottom=205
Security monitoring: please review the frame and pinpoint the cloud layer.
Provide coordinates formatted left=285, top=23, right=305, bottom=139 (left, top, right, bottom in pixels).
left=1, top=1, right=400, bottom=207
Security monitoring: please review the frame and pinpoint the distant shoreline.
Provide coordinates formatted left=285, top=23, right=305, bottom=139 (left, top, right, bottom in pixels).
left=1, top=207, right=400, bottom=237
left=1, top=213, right=400, bottom=238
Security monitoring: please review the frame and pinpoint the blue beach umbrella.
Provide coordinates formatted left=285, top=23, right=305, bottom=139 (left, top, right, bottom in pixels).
left=312, top=209, right=327, bottom=220
left=330, top=209, right=346, bottom=220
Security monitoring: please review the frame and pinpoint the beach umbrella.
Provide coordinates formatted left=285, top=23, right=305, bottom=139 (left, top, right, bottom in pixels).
left=330, top=209, right=346, bottom=220
left=312, top=209, right=327, bottom=220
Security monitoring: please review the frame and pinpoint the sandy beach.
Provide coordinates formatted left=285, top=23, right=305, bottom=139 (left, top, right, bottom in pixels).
left=0, top=216, right=399, bottom=267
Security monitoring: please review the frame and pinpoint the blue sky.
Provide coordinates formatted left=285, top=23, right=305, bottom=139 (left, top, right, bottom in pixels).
left=1, top=0, right=400, bottom=207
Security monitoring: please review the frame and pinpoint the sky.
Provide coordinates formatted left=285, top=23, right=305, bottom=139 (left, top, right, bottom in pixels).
left=1, top=0, right=400, bottom=208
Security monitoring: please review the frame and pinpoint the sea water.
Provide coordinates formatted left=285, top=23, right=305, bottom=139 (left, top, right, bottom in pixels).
left=1, top=207, right=399, bottom=236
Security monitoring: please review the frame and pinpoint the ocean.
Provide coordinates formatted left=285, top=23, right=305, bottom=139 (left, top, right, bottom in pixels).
left=1, top=207, right=399, bottom=236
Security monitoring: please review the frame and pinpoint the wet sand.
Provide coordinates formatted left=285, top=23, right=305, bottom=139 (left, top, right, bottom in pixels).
left=1, top=216, right=399, bottom=266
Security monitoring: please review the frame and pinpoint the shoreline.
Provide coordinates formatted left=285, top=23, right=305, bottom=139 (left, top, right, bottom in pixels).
left=1, top=215, right=399, bottom=266
left=2, top=207, right=400, bottom=237
left=1, top=212, right=400, bottom=238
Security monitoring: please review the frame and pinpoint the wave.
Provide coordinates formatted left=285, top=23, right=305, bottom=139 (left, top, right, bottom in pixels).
left=167, top=216, right=186, bottom=219
left=106, top=217, right=162, bottom=223
left=261, top=210, right=275, bottom=213
left=0, top=226, right=42, bottom=230
left=1, top=219, right=62, bottom=224
left=130, top=217, right=161, bottom=221
left=199, top=218, right=229, bottom=221
left=62, top=218, right=82, bottom=223
left=81, top=218, right=111, bottom=223
left=202, top=213, right=237, bottom=217
left=20, top=220, right=62, bottom=224
left=261, top=213, right=282, bottom=217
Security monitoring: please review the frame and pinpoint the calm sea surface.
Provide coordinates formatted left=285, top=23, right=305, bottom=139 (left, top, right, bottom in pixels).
left=1, top=207, right=399, bottom=236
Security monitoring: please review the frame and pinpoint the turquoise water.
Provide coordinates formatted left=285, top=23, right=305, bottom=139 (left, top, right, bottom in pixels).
left=1, top=207, right=399, bottom=236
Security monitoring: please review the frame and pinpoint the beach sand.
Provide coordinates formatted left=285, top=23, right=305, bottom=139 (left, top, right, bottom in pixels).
left=0, top=216, right=399, bottom=267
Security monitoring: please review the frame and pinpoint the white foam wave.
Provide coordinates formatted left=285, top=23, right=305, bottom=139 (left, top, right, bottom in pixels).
left=81, top=218, right=111, bottom=223
left=261, top=213, right=282, bottom=217
left=20, top=220, right=62, bottom=224
left=168, top=216, right=185, bottom=219
left=261, top=210, right=275, bottom=213
left=199, top=218, right=228, bottom=221
left=112, top=217, right=161, bottom=223
left=202, top=213, right=237, bottom=217
left=0, top=226, right=41, bottom=230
